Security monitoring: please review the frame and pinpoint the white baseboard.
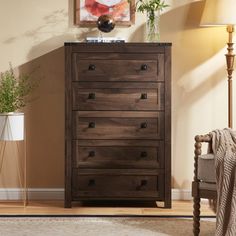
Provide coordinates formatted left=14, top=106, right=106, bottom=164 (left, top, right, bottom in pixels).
left=171, top=189, right=192, bottom=200
left=0, top=188, right=64, bottom=200
left=0, top=188, right=192, bottom=201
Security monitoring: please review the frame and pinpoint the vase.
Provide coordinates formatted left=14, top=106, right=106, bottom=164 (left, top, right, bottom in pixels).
left=146, top=10, right=161, bottom=42
left=0, top=113, right=24, bottom=141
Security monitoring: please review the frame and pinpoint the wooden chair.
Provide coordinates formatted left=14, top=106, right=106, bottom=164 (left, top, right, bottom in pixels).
left=192, top=134, right=217, bottom=236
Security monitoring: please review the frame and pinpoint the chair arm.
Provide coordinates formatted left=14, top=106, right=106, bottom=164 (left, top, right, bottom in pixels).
left=195, top=134, right=212, bottom=143
left=193, top=134, right=212, bottom=182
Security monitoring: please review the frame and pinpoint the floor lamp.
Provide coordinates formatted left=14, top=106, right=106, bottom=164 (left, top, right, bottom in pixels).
left=200, top=0, right=236, bottom=128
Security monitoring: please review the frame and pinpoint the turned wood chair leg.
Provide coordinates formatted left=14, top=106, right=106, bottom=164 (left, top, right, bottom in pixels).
left=193, top=197, right=201, bottom=236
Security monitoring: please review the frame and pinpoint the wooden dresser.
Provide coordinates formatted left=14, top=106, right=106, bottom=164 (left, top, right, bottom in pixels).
left=65, top=43, right=171, bottom=208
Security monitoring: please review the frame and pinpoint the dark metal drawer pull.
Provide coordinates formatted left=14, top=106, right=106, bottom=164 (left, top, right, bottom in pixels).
left=136, top=179, right=148, bottom=190
left=88, top=179, right=95, bottom=186
left=88, top=122, right=96, bottom=128
left=141, top=64, right=148, bottom=71
left=140, top=151, right=147, bottom=158
left=140, top=122, right=147, bottom=129
left=88, top=93, right=96, bottom=99
left=89, top=151, right=95, bottom=157
left=88, top=64, right=96, bottom=71
left=141, top=180, right=147, bottom=186
left=141, top=93, right=147, bottom=99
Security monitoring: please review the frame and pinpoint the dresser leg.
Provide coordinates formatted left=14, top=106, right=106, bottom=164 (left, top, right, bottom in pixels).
left=64, top=200, right=72, bottom=208
left=64, top=202, right=72, bottom=208
left=164, top=199, right=172, bottom=208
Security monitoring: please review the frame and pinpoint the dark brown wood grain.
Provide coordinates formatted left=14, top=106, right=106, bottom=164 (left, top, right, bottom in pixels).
left=76, top=111, right=159, bottom=118
left=65, top=43, right=171, bottom=208
left=164, top=45, right=172, bottom=208
left=77, top=168, right=164, bottom=175
left=77, top=139, right=161, bottom=146
left=64, top=45, right=72, bottom=208
left=72, top=84, right=164, bottom=111
left=73, top=114, right=164, bottom=140
left=72, top=175, right=162, bottom=198
left=71, top=168, right=164, bottom=200
left=72, top=142, right=164, bottom=169
left=67, top=43, right=168, bottom=54
left=73, top=54, right=164, bottom=82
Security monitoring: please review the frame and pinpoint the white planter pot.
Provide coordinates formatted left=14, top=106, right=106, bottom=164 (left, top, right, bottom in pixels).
left=0, top=113, right=24, bottom=141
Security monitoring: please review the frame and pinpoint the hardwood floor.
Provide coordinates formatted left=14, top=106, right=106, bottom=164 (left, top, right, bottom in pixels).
left=0, top=200, right=215, bottom=216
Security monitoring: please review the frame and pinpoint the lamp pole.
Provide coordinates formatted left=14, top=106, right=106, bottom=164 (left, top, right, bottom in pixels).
left=226, top=25, right=235, bottom=128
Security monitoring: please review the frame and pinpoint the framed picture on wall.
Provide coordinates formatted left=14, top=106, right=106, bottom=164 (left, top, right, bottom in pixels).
left=74, top=0, right=135, bottom=26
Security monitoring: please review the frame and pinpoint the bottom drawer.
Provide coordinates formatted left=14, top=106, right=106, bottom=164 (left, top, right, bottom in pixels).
left=72, top=171, right=164, bottom=200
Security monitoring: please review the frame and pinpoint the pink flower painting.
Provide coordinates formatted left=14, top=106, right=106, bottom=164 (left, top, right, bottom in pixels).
left=75, top=0, right=135, bottom=26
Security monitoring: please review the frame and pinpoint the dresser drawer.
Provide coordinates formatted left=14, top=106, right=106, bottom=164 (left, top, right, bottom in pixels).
left=72, top=53, right=164, bottom=82
left=72, top=83, right=164, bottom=111
left=72, top=141, right=164, bottom=168
left=72, top=112, right=164, bottom=140
left=72, top=171, right=164, bottom=199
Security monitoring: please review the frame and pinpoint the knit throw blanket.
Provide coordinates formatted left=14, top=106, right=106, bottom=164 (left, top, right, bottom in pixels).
left=211, top=128, right=236, bottom=236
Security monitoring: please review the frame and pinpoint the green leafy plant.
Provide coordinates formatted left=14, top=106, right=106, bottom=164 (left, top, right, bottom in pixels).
left=130, top=0, right=169, bottom=41
left=135, top=0, right=168, bottom=14
left=0, top=65, right=38, bottom=113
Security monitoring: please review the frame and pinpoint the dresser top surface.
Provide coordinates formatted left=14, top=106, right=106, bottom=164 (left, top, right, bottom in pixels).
left=64, top=42, right=172, bottom=46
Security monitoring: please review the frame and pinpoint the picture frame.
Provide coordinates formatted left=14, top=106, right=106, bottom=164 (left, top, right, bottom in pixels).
left=74, top=0, right=135, bottom=26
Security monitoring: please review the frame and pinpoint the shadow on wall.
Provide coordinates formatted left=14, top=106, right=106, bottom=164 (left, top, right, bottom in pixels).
left=18, top=46, right=65, bottom=188
left=155, top=0, right=226, bottom=189
left=3, top=9, right=68, bottom=46
left=129, top=24, right=145, bottom=42
left=0, top=0, right=73, bottom=187
left=0, top=46, right=65, bottom=189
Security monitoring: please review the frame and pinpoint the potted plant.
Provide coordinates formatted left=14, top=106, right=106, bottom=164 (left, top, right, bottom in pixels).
left=0, top=65, right=37, bottom=141
left=135, top=0, right=169, bottom=42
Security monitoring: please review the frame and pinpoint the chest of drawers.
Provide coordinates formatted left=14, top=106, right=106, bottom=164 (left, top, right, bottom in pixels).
left=65, top=43, right=171, bottom=208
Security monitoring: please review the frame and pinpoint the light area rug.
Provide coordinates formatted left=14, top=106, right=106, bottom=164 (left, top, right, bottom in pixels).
left=0, top=217, right=215, bottom=236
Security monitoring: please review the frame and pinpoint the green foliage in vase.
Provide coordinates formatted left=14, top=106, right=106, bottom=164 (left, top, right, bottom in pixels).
left=0, top=65, right=38, bottom=113
left=135, top=0, right=168, bottom=14
left=129, top=0, right=169, bottom=41
left=136, top=0, right=168, bottom=27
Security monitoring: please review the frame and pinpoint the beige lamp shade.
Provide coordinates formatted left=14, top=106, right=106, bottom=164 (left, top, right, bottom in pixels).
left=201, top=0, right=236, bottom=26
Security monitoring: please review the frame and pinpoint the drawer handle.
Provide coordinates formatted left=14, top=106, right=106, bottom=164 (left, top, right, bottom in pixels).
left=88, top=122, right=96, bottom=128
left=141, top=93, right=147, bottom=99
left=88, top=64, right=96, bottom=71
left=141, top=180, right=147, bottom=186
left=89, top=151, right=95, bottom=157
left=140, top=151, right=147, bottom=158
left=141, top=64, right=148, bottom=71
left=88, top=93, right=96, bottom=99
left=140, top=122, right=147, bottom=129
left=88, top=179, right=95, bottom=186
left=136, top=179, right=147, bottom=190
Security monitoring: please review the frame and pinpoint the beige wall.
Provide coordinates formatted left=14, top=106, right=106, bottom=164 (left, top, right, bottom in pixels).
left=0, top=0, right=235, bottom=190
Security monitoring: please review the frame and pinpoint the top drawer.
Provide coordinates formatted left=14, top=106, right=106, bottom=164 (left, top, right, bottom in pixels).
left=72, top=53, right=164, bottom=82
